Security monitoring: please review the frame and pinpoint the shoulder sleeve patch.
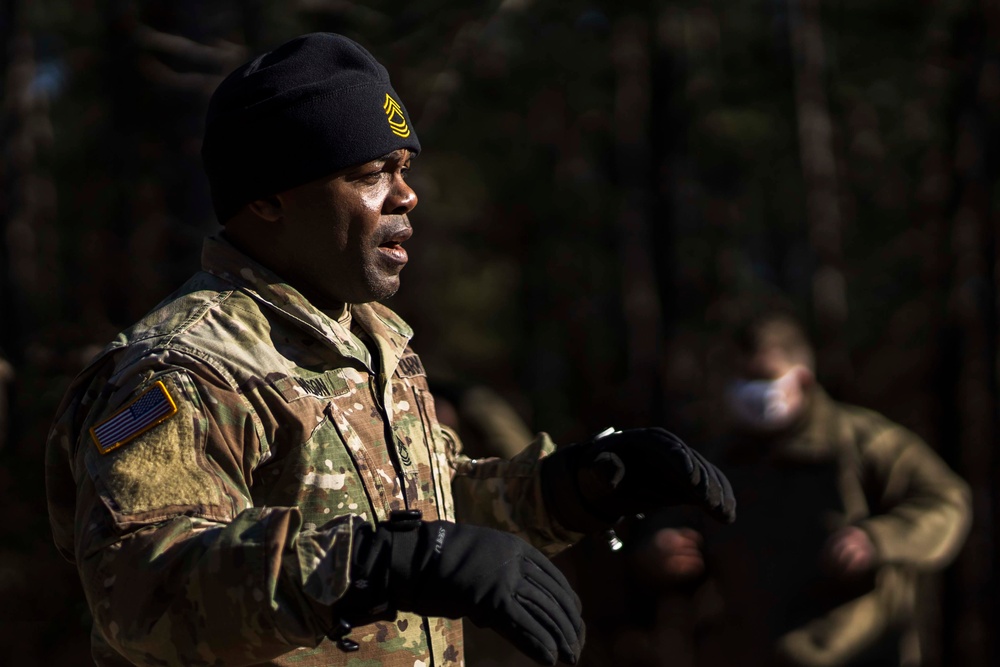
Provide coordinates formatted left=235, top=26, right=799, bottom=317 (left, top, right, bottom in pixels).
left=90, top=380, right=178, bottom=455
left=85, top=371, right=234, bottom=521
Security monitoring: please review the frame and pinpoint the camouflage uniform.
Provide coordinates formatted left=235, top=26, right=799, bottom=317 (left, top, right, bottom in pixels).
left=46, top=236, right=578, bottom=666
left=694, top=389, right=971, bottom=667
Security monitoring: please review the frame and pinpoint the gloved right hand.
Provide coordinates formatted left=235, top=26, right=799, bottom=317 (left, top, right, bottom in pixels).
left=340, top=511, right=584, bottom=666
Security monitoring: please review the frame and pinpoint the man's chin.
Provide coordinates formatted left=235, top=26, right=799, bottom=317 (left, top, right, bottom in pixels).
left=355, top=276, right=401, bottom=304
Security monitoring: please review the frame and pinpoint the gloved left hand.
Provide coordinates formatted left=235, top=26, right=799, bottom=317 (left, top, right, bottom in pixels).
left=541, top=427, right=736, bottom=532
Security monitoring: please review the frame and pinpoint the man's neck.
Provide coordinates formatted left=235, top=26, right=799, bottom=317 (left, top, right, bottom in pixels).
left=323, top=303, right=351, bottom=326
left=220, top=229, right=349, bottom=311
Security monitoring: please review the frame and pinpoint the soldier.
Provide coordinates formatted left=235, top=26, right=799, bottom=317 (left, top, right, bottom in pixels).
left=45, top=33, right=735, bottom=667
left=647, top=308, right=971, bottom=667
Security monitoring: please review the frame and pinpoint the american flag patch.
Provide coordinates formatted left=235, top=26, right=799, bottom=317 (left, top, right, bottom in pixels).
left=90, top=380, right=178, bottom=455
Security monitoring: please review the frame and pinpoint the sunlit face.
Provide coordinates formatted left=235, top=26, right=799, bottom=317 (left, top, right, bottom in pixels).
left=273, top=149, right=417, bottom=307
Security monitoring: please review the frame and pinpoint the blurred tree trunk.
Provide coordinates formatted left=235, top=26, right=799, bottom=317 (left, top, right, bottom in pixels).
left=649, top=6, right=691, bottom=432
left=73, top=1, right=246, bottom=333
left=907, top=14, right=963, bottom=667
left=2, top=5, right=57, bottom=367
left=787, top=0, right=852, bottom=395
left=2, top=1, right=61, bottom=459
left=941, top=7, right=1000, bottom=664
left=612, top=15, right=664, bottom=426
left=0, top=0, right=14, bottom=349
left=0, top=0, right=19, bottom=454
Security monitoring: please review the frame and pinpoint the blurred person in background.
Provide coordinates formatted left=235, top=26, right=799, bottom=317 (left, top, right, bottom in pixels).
left=431, top=381, right=535, bottom=461
left=644, top=306, right=971, bottom=667
left=45, top=32, right=736, bottom=667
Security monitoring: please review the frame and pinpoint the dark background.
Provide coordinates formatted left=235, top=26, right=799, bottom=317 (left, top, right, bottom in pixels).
left=1, top=1, right=997, bottom=664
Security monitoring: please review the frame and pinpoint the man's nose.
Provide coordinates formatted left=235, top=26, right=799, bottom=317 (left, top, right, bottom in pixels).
left=386, top=175, right=417, bottom=215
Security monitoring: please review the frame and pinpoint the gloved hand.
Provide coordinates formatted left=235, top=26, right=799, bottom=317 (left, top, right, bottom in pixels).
left=541, top=427, right=736, bottom=532
left=339, top=511, right=584, bottom=666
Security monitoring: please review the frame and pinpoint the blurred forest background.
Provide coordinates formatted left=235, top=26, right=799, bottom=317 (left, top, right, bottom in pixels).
left=1, top=0, right=998, bottom=665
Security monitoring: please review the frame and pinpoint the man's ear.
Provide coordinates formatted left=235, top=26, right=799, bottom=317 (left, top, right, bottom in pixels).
left=248, top=195, right=283, bottom=222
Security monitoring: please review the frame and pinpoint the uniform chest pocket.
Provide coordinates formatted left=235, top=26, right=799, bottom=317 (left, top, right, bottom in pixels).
left=324, top=395, right=405, bottom=520
left=263, top=371, right=402, bottom=523
left=389, top=382, right=455, bottom=521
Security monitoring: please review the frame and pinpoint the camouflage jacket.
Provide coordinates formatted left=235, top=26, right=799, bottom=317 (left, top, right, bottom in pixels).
left=696, top=389, right=971, bottom=667
left=46, top=236, right=578, bottom=667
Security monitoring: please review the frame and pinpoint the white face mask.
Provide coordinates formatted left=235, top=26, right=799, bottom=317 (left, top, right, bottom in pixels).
left=725, top=368, right=802, bottom=432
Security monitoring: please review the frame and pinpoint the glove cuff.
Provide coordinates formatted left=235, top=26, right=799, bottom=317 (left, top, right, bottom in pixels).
left=541, top=443, right=618, bottom=533
left=386, top=512, right=424, bottom=608
left=338, top=510, right=424, bottom=624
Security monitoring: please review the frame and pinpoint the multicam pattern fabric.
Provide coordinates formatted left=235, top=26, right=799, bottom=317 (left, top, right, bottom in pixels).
left=46, top=236, right=580, bottom=667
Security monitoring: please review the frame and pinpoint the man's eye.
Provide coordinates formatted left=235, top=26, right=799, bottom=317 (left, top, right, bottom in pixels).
left=361, top=171, right=384, bottom=184
left=400, top=167, right=411, bottom=179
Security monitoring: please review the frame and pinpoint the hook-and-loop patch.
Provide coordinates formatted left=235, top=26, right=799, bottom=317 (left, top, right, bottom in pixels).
left=90, top=380, right=178, bottom=455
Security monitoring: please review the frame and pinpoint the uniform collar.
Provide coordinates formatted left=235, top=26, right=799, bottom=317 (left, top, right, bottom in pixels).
left=200, top=235, right=413, bottom=374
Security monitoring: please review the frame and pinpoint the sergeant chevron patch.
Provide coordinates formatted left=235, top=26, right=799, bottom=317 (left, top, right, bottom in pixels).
left=90, top=380, right=178, bottom=455
left=384, top=93, right=410, bottom=138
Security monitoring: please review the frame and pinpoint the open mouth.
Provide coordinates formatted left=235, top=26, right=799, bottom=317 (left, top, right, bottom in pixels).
left=377, top=239, right=409, bottom=264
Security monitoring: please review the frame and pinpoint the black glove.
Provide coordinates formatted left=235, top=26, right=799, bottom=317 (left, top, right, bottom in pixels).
left=339, top=511, right=584, bottom=666
left=541, top=427, right=736, bottom=532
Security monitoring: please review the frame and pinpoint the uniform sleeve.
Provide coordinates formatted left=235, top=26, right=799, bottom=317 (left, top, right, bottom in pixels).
left=854, top=422, right=972, bottom=569
left=448, top=429, right=582, bottom=556
left=47, top=353, right=357, bottom=666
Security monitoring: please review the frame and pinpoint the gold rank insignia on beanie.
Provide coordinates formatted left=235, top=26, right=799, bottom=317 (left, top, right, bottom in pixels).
left=90, top=380, right=178, bottom=455
left=384, top=93, right=411, bottom=138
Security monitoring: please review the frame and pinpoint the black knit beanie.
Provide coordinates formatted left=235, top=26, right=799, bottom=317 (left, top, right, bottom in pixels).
left=202, top=33, right=421, bottom=223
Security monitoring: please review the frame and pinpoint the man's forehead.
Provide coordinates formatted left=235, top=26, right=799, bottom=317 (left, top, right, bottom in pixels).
left=341, top=149, right=410, bottom=170
left=371, top=148, right=415, bottom=163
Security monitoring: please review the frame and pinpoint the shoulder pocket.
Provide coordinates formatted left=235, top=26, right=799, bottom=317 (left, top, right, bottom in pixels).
left=85, top=370, right=233, bottom=526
